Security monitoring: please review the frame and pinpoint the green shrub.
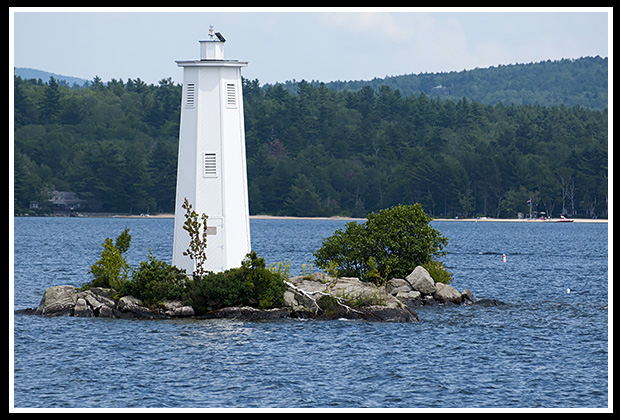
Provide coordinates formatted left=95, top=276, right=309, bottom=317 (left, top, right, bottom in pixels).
left=83, top=227, right=132, bottom=291
left=316, top=295, right=340, bottom=318
left=189, top=270, right=251, bottom=313
left=242, top=252, right=287, bottom=309
left=124, top=251, right=190, bottom=308
left=189, top=251, right=286, bottom=313
left=313, top=204, right=448, bottom=284
left=85, top=223, right=286, bottom=312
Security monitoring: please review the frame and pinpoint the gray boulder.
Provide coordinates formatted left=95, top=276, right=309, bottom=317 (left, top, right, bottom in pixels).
left=396, top=290, right=421, bottom=301
left=162, top=300, right=195, bottom=317
left=117, top=296, right=164, bottom=319
left=283, top=290, right=298, bottom=308
left=475, top=298, right=507, bottom=307
left=84, top=287, right=116, bottom=306
left=325, top=277, right=401, bottom=308
left=406, top=266, right=436, bottom=295
left=98, top=305, right=115, bottom=318
left=360, top=306, right=420, bottom=322
left=76, top=288, right=116, bottom=315
left=117, top=295, right=143, bottom=311
left=433, top=282, right=462, bottom=304
left=461, top=289, right=476, bottom=304
left=34, top=285, right=77, bottom=316
left=385, top=278, right=412, bottom=295
left=73, top=297, right=94, bottom=317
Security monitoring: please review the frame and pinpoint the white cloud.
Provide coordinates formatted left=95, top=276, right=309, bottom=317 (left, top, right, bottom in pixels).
left=320, top=12, right=434, bottom=43
left=318, top=12, right=481, bottom=74
left=13, top=9, right=609, bottom=85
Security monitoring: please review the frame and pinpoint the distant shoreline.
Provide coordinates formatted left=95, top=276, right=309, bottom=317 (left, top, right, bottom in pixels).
left=24, top=213, right=607, bottom=223
left=431, top=217, right=608, bottom=223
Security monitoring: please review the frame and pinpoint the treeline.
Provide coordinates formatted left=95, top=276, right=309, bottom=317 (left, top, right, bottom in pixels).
left=243, top=81, right=607, bottom=218
left=14, top=75, right=181, bottom=214
left=271, top=56, right=608, bottom=110
left=13, top=65, right=608, bottom=218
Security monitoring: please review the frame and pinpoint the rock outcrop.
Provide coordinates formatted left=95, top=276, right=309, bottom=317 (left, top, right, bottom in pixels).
left=283, top=273, right=419, bottom=322
left=383, top=266, right=506, bottom=308
left=26, top=285, right=194, bottom=319
left=17, top=266, right=503, bottom=322
left=33, top=285, right=77, bottom=317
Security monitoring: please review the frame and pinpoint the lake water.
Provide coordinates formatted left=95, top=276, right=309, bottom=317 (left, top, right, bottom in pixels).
left=12, top=217, right=609, bottom=409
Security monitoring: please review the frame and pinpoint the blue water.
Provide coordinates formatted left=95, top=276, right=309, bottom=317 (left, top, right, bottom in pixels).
left=12, top=217, right=609, bottom=408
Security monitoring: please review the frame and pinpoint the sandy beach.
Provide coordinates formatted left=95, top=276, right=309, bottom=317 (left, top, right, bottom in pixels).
left=107, top=213, right=607, bottom=223
left=431, top=217, right=608, bottom=223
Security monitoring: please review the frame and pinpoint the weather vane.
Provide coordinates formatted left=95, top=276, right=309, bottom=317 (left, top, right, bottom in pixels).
left=207, top=25, right=226, bottom=42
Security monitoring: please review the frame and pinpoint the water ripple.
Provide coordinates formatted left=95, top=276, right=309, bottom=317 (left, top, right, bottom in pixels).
left=13, top=218, right=608, bottom=408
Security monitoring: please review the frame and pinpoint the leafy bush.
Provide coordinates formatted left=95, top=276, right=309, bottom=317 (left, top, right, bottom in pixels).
left=83, top=225, right=285, bottom=312
left=124, top=251, right=189, bottom=308
left=84, top=227, right=132, bottom=291
left=188, top=270, right=252, bottom=313
left=241, top=252, right=287, bottom=309
left=313, top=204, right=448, bottom=283
left=189, top=251, right=287, bottom=313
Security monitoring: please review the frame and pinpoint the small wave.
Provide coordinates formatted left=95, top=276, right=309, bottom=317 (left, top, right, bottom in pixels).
left=477, top=251, right=525, bottom=255
left=448, top=251, right=526, bottom=256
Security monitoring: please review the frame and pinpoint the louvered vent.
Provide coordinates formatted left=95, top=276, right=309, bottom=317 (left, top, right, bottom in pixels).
left=185, top=83, right=195, bottom=108
left=203, top=153, right=217, bottom=177
left=226, top=83, right=236, bottom=108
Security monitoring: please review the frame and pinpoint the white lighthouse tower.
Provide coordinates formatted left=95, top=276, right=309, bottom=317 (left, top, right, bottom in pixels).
left=172, top=28, right=251, bottom=274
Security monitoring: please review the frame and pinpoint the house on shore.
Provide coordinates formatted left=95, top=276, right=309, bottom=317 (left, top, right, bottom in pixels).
left=49, top=191, right=87, bottom=215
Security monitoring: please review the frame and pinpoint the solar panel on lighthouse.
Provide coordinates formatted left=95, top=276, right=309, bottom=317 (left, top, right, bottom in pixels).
left=172, top=28, right=251, bottom=275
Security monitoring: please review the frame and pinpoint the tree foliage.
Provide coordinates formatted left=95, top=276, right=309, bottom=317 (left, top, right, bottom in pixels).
left=85, top=227, right=131, bottom=291
left=244, top=77, right=607, bottom=219
left=14, top=57, right=608, bottom=218
left=271, top=56, right=608, bottom=109
left=313, top=204, right=449, bottom=283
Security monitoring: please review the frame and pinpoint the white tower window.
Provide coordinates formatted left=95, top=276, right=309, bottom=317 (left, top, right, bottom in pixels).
left=226, top=83, right=237, bottom=108
left=185, top=83, right=196, bottom=108
left=203, top=152, right=217, bottom=177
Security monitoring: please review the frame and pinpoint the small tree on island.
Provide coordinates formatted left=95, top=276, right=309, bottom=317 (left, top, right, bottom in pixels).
left=313, top=204, right=450, bottom=284
left=181, top=197, right=209, bottom=277
left=85, top=227, right=132, bottom=291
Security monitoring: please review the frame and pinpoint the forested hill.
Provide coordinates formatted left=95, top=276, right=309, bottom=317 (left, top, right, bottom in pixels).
left=268, top=56, right=608, bottom=110
left=13, top=57, right=608, bottom=219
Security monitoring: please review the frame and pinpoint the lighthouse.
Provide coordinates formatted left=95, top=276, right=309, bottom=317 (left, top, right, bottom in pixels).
left=172, top=28, right=251, bottom=274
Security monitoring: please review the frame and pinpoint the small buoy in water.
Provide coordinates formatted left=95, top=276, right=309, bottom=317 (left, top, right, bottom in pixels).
left=502, top=253, right=506, bottom=263
left=567, top=288, right=571, bottom=294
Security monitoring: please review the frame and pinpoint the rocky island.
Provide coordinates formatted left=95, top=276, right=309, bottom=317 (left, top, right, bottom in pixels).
left=16, top=265, right=504, bottom=323
left=16, top=205, right=507, bottom=323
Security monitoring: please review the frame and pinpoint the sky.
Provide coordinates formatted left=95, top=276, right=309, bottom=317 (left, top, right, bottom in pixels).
left=11, top=8, right=611, bottom=86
